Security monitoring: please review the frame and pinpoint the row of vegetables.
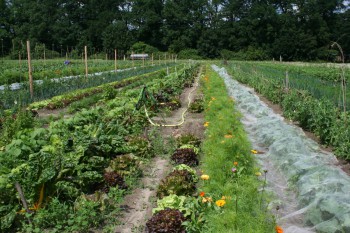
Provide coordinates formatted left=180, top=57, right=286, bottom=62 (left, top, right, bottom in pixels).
left=0, top=64, right=198, bottom=232
left=254, top=61, right=350, bottom=82
left=0, top=63, right=175, bottom=110
left=143, top=65, right=277, bottom=232
left=236, top=61, right=350, bottom=110
left=0, top=59, right=149, bottom=84
left=227, top=62, right=350, bottom=160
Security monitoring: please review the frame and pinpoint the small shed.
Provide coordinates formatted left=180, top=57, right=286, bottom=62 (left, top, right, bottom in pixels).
left=130, top=54, right=149, bottom=60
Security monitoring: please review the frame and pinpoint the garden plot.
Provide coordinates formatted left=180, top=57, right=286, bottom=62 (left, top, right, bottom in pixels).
left=213, top=65, right=350, bottom=233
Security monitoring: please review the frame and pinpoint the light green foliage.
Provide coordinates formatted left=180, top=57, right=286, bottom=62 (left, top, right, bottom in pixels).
left=152, top=194, right=190, bottom=216
left=173, top=164, right=198, bottom=182
left=180, top=144, right=199, bottom=155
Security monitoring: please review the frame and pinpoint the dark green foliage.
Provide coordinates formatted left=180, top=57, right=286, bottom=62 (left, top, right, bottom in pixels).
left=1, top=0, right=347, bottom=60
left=171, top=148, right=198, bottom=166
left=130, top=42, right=159, bottom=55
left=178, top=49, right=202, bottom=60
left=189, top=98, right=204, bottom=113
left=103, top=171, right=128, bottom=192
left=176, top=134, right=201, bottom=147
left=127, top=136, right=154, bottom=159
left=108, top=154, right=142, bottom=178
left=102, top=85, right=118, bottom=100
left=146, top=209, right=186, bottom=233
left=157, top=170, right=196, bottom=199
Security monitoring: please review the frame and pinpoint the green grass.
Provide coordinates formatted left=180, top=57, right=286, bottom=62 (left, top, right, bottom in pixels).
left=199, top=65, right=275, bottom=232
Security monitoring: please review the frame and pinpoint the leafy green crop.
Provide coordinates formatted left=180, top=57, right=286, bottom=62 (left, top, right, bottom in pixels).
left=0, top=63, right=199, bottom=232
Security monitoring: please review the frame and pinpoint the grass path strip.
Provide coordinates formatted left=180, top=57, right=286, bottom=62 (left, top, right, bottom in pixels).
left=199, top=64, right=275, bottom=232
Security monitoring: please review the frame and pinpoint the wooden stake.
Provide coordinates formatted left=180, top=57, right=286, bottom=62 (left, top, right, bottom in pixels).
left=43, top=44, right=46, bottom=66
left=285, top=71, right=289, bottom=92
left=132, top=51, right=134, bottom=68
left=114, top=49, right=117, bottom=72
left=84, top=46, right=88, bottom=78
left=26, top=41, right=34, bottom=98
left=331, top=42, right=347, bottom=125
left=18, top=51, right=21, bottom=70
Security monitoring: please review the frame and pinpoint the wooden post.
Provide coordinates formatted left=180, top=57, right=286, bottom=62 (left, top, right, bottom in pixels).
left=331, top=42, right=347, bottom=125
left=43, top=44, right=46, bottom=66
left=19, top=51, right=22, bottom=70
left=105, top=53, right=108, bottom=60
left=285, top=71, right=289, bottom=92
left=84, top=46, right=88, bottom=78
left=26, top=41, right=34, bottom=98
left=132, top=51, right=134, bottom=68
left=114, top=49, right=117, bottom=72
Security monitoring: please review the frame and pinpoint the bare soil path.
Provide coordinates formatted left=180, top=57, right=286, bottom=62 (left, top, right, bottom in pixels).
left=113, top=69, right=204, bottom=233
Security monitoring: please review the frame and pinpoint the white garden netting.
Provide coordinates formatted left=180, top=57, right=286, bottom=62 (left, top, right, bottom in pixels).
left=212, top=65, right=350, bottom=233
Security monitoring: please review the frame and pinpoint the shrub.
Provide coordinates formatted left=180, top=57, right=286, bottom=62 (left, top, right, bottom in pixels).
left=178, top=49, right=202, bottom=60
left=130, top=42, right=159, bottom=55
left=220, top=49, right=236, bottom=60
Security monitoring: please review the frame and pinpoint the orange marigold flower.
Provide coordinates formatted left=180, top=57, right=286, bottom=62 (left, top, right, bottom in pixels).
left=199, top=191, right=205, bottom=197
left=224, top=134, right=233, bottom=138
left=233, top=161, right=238, bottom=166
left=275, top=226, right=284, bottom=233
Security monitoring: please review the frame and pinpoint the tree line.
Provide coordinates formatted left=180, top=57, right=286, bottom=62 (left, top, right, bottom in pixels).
left=0, top=0, right=349, bottom=61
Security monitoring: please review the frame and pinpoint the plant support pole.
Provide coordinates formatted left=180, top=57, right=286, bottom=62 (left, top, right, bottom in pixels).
left=84, top=46, right=88, bottom=78
left=26, top=41, right=34, bottom=98
left=114, top=49, right=117, bottom=72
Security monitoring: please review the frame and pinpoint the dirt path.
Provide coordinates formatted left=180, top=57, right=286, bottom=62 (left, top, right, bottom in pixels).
left=113, top=68, right=204, bottom=233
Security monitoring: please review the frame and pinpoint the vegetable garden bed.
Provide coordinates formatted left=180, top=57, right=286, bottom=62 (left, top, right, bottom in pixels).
left=0, top=64, right=198, bottom=232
